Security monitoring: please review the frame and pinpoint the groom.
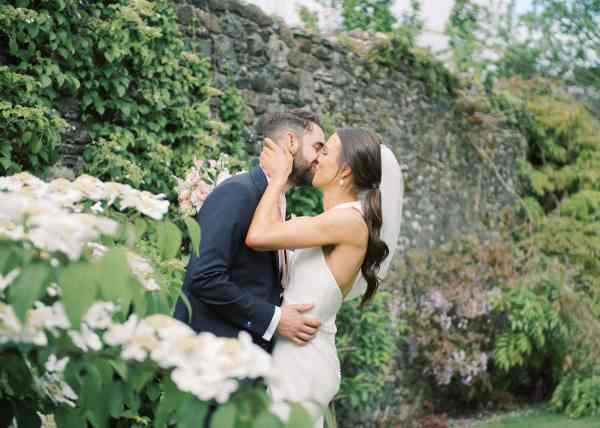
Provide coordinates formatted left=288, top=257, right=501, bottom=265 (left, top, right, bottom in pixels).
left=173, top=109, right=325, bottom=352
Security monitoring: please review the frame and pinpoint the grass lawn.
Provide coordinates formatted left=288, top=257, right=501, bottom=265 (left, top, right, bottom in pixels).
left=472, top=406, right=600, bottom=428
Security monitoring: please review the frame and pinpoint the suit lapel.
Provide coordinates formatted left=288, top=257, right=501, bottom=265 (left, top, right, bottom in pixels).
left=249, top=168, right=280, bottom=276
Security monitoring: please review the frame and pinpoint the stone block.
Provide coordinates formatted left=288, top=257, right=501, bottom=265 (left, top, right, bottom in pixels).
left=267, top=35, right=289, bottom=69
left=228, top=1, right=273, bottom=27
left=247, top=33, right=265, bottom=55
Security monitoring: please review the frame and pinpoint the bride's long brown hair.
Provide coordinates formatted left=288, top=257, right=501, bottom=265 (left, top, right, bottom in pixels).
left=337, top=128, right=389, bottom=308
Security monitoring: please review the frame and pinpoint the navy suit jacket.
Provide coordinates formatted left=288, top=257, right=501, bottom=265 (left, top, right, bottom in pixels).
left=173, top=167, right=282, bottom=353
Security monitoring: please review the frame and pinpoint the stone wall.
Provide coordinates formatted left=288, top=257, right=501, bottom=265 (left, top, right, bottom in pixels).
left=174, top=0, right=527, bottom=254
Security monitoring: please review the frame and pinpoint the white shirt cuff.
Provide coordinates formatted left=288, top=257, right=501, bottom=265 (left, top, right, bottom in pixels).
left=262, top=306, right=281, bottom=341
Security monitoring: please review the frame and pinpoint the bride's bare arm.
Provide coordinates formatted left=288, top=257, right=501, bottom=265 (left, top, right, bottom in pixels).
left=246, top=202, right=364, bottom=251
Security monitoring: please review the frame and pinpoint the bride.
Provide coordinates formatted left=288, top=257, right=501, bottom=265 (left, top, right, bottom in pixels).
left=245, top=128, right=404, bottom=427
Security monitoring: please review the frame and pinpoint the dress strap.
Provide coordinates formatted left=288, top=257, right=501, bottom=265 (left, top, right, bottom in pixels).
left=331, top=201, right=363, bottom=215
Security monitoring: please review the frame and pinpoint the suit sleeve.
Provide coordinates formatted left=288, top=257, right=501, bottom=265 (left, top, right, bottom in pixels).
left=186, top=180, right=277, bottom=337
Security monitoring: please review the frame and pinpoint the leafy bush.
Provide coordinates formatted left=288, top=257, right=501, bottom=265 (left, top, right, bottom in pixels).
left=370, top=31, right=459, bottom=97
left=397, top=235, right=517, bottom=406
left=0, top=0, right=249, bottom=200
left=0, top=66, right=67, bottom=175
left=334, top=291, right=397, bottom=426
left=0, top=172, right=312, bottom=427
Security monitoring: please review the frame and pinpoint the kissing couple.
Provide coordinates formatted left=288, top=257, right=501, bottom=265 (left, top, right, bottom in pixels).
left=173, top=109, right=404, bottom=427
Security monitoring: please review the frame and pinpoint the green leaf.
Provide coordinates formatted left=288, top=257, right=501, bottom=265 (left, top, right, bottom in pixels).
left=176, top=398, right=209, bottom=428
left=97, top=247, right=134, bottom=309
left=155, top=377, right=184, bottom=428
left=128, top=365, right=155, bottom=392
left=287, top=403, right=313, bottom=428
left=8, top=263, right=51, bottom=322
left=55, top=408, right=87, bottom=428
left=108, top=382, right=125, bottom=418
left=134, top=218, right=148, bottom=241
left=40, top=75, right=52, bottom=88
left=156, top=221, right=182, bottom=260
left=8, top=37, right=18, bottom=55
left=1, top=353, right=34, bottom=396
left=59, top=263, right=97, bottom=327
left=178, top=289, right=193, bottom=324
left=210, top=402, right=236, bottom=428
left=252, top=411, right=284, bottom=428
left=31, top=138, right=42, bottom=154
left=183, top=216, right=201, bottom=256
left=110, top=359, right=128, bottom=380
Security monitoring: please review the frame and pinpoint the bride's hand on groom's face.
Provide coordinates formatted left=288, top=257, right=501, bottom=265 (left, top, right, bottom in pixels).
left=260, top=138, right=293, bottom=185
left=277, top=303, right=321, bottom=346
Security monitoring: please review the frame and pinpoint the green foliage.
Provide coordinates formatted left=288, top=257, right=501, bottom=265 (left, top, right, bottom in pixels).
left=218, top=87, right=249, bottom=166
left=0, top=0, right=248, bottom=201
left=297, top=6, right=319, bottom=33
left=396, top=0, right=424, bottom=47
left=335, top=292, right=396, bottom=423
left=446, top=0, right=482, bottom=74
left=552, top=374, right=600, bottom=418
left=286, top=187, right=323, bottom=217
left=370, top=31, right=459, bottom=97
left=341, top=0, right=396, bottom=33
left=525, top=0, right=600, bottom=86
left=484, top=77, right=600, bottom=417
left=396, top=234, right=526, bottom=406
left=0, top=173, right=314, bottom=428
left=492, top=78, right=600, bottom=213
left=493, top=274, right=568, bottom=373
left=559, top=191, right=600, bottom=222
left=0, top=66, right=68, bottom=174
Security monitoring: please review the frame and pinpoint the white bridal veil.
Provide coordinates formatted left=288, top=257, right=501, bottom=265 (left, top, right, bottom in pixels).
left=345, top=144, right=404, bottom=301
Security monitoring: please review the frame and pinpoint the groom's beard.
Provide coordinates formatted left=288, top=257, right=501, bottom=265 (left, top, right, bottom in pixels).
left=289, top=156, right=315, bottom=187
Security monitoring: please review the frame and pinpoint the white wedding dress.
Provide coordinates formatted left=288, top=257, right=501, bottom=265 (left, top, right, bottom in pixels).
left=268, top=201, right=363, bottom=428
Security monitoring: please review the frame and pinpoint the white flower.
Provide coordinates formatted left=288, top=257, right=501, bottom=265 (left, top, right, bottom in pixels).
left=121, top=342, right=148, bottom=362
left=0, top=172, right=45, bottom=193
left=127, top=252, right=160, bottom=291
left=83, top=302, right=117, bottom=330
left=0, top=303, right=47, bottom=346
left=103, top=315, right=140, bottom=346
left=36, top=372, right=78, bottom=407
left=47, top=178, right=84, bottom=206
left=0, top=222, right=26, bottom=240
left=0, top=193, right=60, bottom=223
left=91, top=201, right=104, bottom=214
left=47, top=283, right=60, bottom=297
left=27, top=213, right=118, bottom=260
left=0, top=175, right=24, bottom=192
left=119, top=190, right=169, bottom=220
left=68, top=324, right=102, bottom=351
left=45, top=355, right=69, bottom=373
left=29, top=302, right=70, bottom=332
left=72, top=175, right=105, bottom=200
left=102, top=182, right=131, bottom=207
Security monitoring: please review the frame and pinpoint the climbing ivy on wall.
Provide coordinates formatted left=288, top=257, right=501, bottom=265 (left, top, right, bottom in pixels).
left=0, top=0, right=248, bottom=198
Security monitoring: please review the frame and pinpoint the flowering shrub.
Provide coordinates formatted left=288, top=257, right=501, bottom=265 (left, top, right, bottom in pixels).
left=0, top=172, right=311, bottom=427
left=175, top=156, right=233, bottom=217
left=398, top=237, right=517, bottom=394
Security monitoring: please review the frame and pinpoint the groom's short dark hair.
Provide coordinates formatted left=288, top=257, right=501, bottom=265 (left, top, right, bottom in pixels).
left=259, top=109, right=321, bottom=141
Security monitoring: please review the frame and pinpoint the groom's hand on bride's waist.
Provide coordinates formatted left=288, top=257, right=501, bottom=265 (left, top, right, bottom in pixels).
left=277, top=304, right=321, bottom=346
